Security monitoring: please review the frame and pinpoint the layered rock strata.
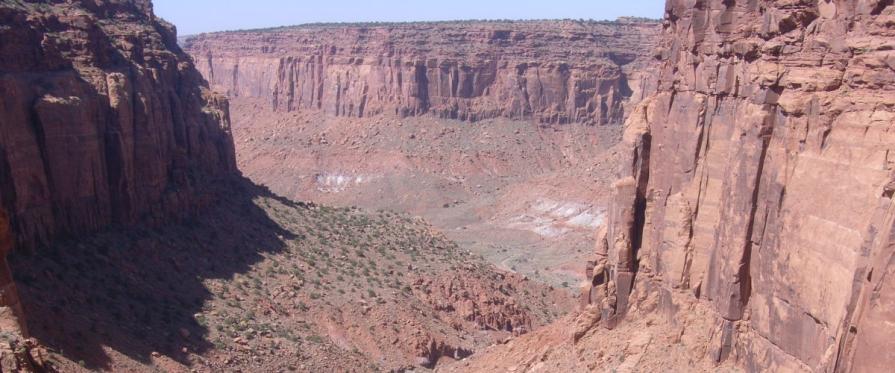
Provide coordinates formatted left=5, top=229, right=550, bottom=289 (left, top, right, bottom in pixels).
left=183, top=19, right=660, bottom=125
left=582, top=0, right=895, bottom=372
left=0, top=0, right=237, bottom=334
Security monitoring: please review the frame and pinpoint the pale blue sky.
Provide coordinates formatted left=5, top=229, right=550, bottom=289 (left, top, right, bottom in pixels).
left=154, top=0, right=666, bottom=35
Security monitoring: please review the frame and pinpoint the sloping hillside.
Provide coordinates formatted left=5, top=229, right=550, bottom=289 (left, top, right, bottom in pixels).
left=11, top=180, right=572, bottom=372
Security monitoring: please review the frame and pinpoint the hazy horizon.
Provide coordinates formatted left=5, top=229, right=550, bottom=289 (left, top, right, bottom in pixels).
left=154, top=0, right=665, bottom=35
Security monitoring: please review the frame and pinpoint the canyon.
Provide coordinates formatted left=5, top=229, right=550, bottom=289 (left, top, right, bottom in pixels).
left=1, top=0, right=894, bottom=372
left=182, top=19, right=662, bottom=291
left=0, top=1, right=571, bottom=371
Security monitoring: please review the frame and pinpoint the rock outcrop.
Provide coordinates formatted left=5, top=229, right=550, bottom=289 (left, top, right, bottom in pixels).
left=0, top=0, right=236, bottom=334
left=183, top=20, right=660, bottom=125
left=415, top=272, right=533, bottom=335
left=582, top=0, right=895, bottom=371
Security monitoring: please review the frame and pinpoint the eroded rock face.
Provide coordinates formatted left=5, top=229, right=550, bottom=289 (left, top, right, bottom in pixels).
left=183, top=20, right=660, bottom=125
left=0, top=0, right=238, bottom=251
left=581, top=0, right=895, bottom=371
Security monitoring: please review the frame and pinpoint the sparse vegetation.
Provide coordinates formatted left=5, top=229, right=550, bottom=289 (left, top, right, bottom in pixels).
left=10, top=182, right=571, bottom=372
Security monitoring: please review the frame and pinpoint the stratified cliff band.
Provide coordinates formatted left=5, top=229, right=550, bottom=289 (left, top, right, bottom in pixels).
left=581, top=0, right=895, bottom=372
left=183, top=20, right=660, bottom=125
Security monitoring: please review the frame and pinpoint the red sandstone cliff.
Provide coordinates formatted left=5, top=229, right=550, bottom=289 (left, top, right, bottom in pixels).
left=581, top=0, right=895, bottom=371
left=0, top=0, right=236, bottom=340
left=0, top=0, right=237, bottom=250
left=183, top=20, right=660, bottom=125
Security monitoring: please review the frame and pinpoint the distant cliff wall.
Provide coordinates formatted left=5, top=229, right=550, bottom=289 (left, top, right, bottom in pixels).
left=184, top=20, right=660, bottom=125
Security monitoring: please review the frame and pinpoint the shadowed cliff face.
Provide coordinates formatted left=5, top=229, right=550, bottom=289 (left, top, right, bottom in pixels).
left=581, top=0, right=895, bottom=371
left=0, top=0, right=238, bottom=251
left=0, top=0, right=237, bottom=351
left=182, top=20, right=660, bottom=125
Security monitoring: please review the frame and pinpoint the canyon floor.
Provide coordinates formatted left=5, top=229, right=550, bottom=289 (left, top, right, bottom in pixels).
left=229, top=99, right=624, bottom=291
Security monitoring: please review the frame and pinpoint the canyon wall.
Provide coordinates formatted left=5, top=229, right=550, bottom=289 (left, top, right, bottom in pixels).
left=0, top=0, right=236, bottom=335
left=0, top=0, right=237, bottom=250
left=582, top=0, right=895, bottom=371
left=183, top=20, right=660, bottom=125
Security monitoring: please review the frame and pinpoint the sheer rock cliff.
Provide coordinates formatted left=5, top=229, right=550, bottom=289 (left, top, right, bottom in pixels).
left=0, top=0, right=237, bottom=337
left=183, top=20, right=660, bottom=125
left=581, top=0, right=895, bottom=371
left=0, top=0, right=237, bottom=250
